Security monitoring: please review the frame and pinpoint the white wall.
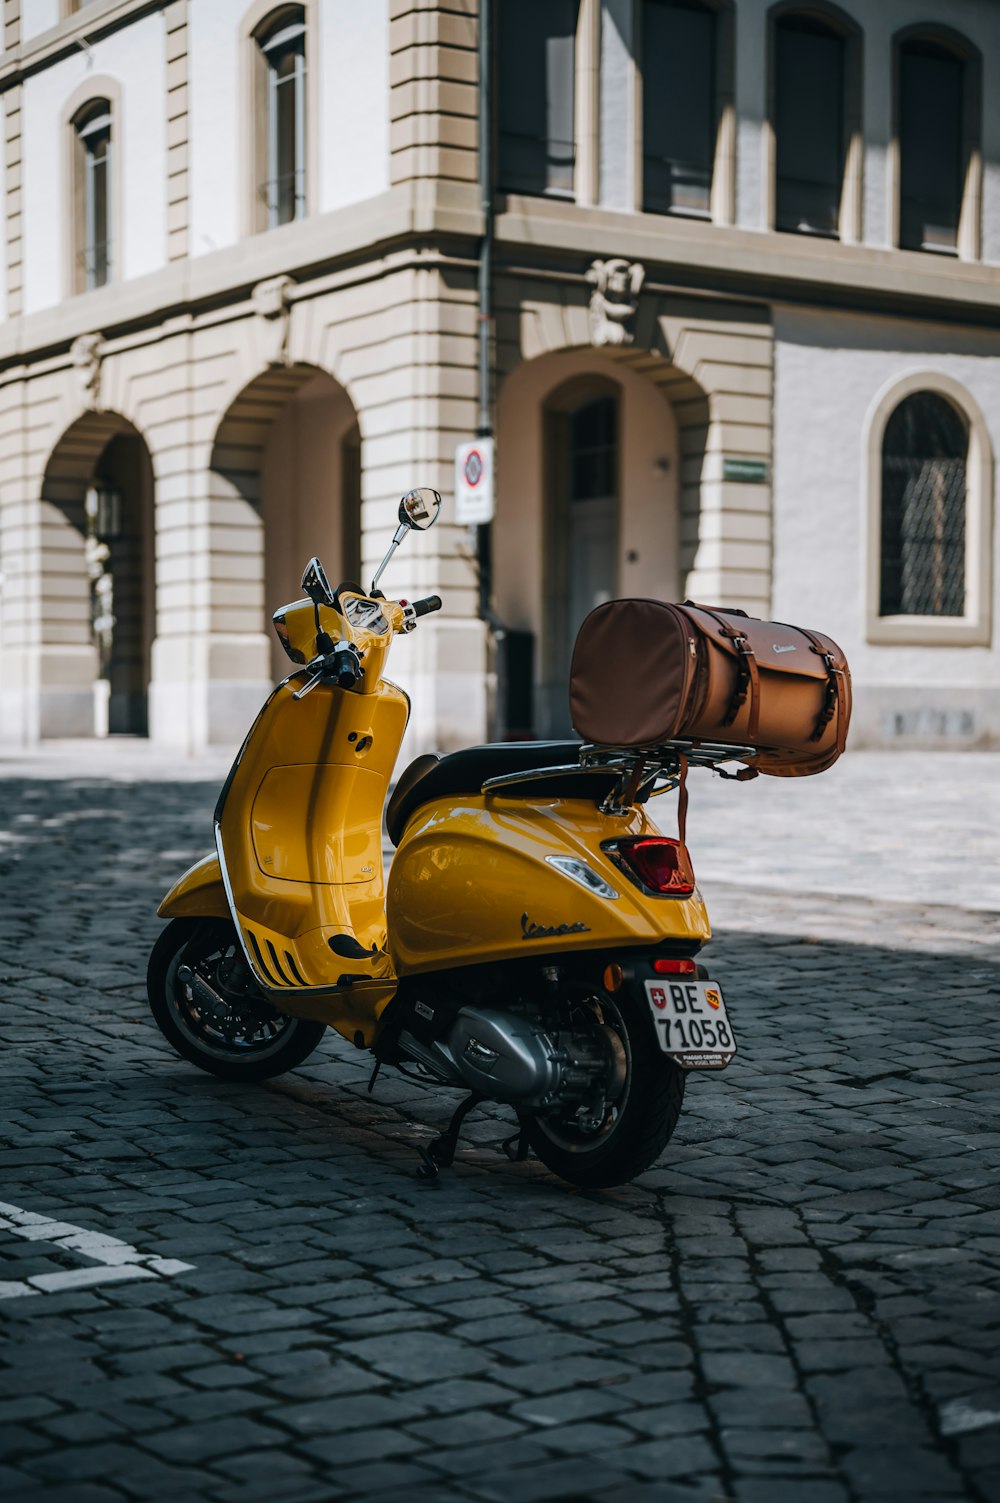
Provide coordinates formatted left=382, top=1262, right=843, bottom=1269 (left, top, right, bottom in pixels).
left=772, top=304, right=1000, bottom=743
left=22, top=13, right=167, bottom=313
left=599, top=0, right=634, bottom=212
left=733, top=0, right=767, bottom=232
left=319, top=0, right=389, bottom=213
left=190, top=0, right=391, bottom=256
left=189, top=0, right=244, bottom=254
left=22, top=1, right=60, bottom=44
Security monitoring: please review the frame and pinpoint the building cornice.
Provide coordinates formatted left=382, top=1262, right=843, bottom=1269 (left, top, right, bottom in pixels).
left=0, top=0, right=167, bottom=87
left=2, top=180, right=1000, bottom=379
left=495, top=195, right=1000, bottom=326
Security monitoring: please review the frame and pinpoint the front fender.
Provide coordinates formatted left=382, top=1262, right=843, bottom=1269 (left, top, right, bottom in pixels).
left=157, top=853, right=230, bottom=920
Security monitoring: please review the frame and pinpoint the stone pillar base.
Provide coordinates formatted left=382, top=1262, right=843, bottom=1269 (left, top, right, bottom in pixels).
left=0, top=644, right=100, bottom=743
left=149, top=633, right=273, bottom=755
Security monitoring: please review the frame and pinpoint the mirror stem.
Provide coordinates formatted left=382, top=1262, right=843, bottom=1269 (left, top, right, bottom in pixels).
left=369, top=524, right=408, bottom=595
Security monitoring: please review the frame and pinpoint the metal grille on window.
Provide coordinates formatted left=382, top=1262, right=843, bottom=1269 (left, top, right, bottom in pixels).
left=260, top=11, right=306, bottom=227
left=77, top=104, right=111, bottom=289
left=570, top=397, right=616, bottom=501
left=880, top=392, right=967, bottom=618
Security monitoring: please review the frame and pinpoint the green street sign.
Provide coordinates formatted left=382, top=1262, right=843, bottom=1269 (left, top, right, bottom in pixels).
left=722, top=457, right=769, bottom=484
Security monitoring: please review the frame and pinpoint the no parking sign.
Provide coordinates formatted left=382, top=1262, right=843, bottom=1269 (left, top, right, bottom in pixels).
left=454, top=437, right=494, bottom=525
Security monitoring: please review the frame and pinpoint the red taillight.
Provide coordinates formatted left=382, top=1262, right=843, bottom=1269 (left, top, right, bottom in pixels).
left=652, top=957, right=697, bottom=974
left=607, top=837, right=695, bottom=898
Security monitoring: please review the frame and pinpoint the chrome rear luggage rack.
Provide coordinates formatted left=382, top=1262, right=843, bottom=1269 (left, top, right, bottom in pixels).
left=481, top=739, right=757, bottom=815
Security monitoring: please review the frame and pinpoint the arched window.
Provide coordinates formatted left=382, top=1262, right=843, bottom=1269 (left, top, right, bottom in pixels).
left=498, top=0, right=578, bottom=197
left=866, top=375, right=992, bottom=646
left=880, top=392, right=967, bottom=618
left=898, top=40, right=964, bottom=255
left=72, top=99, right=112, bottom=291
left=254, top=6, right=307, bottom=229
left=642, top=0, right=717, bottom=218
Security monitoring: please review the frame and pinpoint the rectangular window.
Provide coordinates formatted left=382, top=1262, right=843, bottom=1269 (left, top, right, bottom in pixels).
left=642, top=0, right=716, bottom=218
left=775, top=24, right=844, bottom=236
left=498, top=0, right=578, bottom=197
left=899, top=48, right=962, bottom=254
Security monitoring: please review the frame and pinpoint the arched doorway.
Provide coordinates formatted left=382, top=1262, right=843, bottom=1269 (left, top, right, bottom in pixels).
left=41, top=412, right=155, bottom=736
left=209, top=365, right=361, bottom=679
left=496, top=350, right=682, bottom=738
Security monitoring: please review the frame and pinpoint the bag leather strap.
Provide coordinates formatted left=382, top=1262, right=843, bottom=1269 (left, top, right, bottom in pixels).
left=676, top=751, right=688, bottom=847
left=797, top=627, right=847, bottom=752
left=684, top=602, right=761, bottom=740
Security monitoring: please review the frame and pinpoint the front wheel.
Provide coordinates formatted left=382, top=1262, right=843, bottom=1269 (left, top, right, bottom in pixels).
left=147, top=918, right=326, bottom=1082
left=526, top=980, right=685, bottom=1189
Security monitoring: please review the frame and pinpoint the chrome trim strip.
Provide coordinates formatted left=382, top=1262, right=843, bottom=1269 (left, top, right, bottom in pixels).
left=481, top=763, right=615, bottom=794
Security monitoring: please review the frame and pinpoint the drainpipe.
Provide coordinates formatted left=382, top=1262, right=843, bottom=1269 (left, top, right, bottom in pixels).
left=476, top=0, right=497, bottom=630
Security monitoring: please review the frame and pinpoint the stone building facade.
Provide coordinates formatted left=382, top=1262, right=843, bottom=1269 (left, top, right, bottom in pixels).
left=0, top=0, right=998, bottom=756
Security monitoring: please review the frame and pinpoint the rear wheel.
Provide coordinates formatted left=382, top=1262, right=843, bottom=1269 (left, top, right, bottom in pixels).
left=526, top=980, right=685, bottom=1189
left=147, top=917, right=326, bottom=1082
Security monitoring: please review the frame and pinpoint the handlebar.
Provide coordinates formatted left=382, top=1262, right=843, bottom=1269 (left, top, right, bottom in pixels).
left=412, top=595, right=442, bottom=618
left=292, top=640, right=364, bottom=700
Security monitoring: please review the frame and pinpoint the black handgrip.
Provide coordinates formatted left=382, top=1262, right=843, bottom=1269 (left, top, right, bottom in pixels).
left=327, top=643, right=364, bottom=688
left=413, top=595, right=443, bottom=618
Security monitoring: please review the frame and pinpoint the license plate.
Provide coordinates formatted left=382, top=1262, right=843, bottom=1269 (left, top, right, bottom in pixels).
left=644, top=979, right=737, bottom=1070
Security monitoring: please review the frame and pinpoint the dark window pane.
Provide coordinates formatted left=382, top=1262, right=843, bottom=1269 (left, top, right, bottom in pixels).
left=274, top=62, right=299, bottom=223
left=775, top=22, right=844, bottom=236
left=89, top=146, right=109, bottom=287
left=498, top=0, right=577, bottom=196
left=643, top=0, right=715, bottom=217
left=78, top=106, right=111, bottom=289
left=570, top=397, right=617, bottom=500
left=899, top=46, right=963, bottom=253
left=260, top=10, right=306, bottom=226
left=880, top=392, right=967, bottom=617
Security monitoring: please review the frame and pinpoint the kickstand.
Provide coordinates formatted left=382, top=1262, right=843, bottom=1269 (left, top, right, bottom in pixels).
left=501, top=1117, right=531, bottom=1163
left=415, top=1093, right=484, bottom=1180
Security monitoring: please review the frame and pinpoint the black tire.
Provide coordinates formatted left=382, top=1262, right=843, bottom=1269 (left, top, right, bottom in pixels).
left=147, top=917, right=326, bottom=1082
left=526, top=978, right=686, bottom=1189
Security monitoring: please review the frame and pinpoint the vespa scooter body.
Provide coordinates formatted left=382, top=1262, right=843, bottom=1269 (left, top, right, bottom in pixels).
left=150, top=487, right=741, bottom=1189
left=161, top=709, right=712, bottom=1048
left=388, top=796, right=710, bottom=974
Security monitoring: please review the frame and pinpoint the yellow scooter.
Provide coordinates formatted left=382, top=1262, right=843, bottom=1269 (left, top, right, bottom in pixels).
left=147, top=488, right=738, bottom=1187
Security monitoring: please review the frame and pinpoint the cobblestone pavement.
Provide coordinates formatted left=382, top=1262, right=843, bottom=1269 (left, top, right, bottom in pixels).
left=1, top=754, right=999, bottom=1503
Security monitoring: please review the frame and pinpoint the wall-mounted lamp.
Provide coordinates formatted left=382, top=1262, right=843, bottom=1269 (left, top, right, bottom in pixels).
left=85, top=482, right=123, bottom=540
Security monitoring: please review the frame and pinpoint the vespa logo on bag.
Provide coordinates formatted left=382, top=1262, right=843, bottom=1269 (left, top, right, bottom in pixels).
left=772, top=643, right=797, bottom=654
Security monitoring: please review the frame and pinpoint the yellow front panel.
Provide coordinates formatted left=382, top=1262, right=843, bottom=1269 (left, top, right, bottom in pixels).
left=251, top=764, right=384, bottom=884
left=217, top=671, right=409, bottom=1040
left=387, top=795, right=711, bottom=975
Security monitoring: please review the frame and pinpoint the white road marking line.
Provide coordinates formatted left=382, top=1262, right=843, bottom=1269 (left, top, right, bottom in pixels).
left=939, top=1399, right=1000, bottom=1437
left=0, top=1200, right=194, bottom=1300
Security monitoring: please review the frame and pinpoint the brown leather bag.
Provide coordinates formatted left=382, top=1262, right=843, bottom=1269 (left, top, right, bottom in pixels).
left=569, top=599, right=851, bottom=777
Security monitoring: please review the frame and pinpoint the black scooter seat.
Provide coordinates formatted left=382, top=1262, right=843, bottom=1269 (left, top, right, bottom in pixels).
left=385, top=740, right=618, bottom=847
